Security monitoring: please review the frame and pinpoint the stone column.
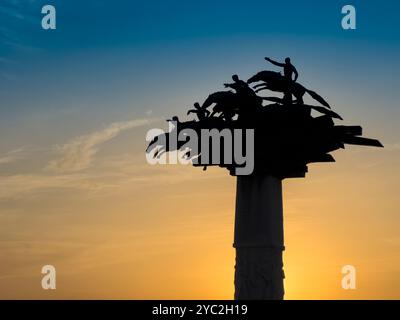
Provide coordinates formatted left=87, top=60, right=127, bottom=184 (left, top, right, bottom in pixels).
left=234, top=175, right=285, bottom=300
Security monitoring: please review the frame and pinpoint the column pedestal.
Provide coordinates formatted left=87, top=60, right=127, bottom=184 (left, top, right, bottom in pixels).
left=234, top=175, right=285, bottom=300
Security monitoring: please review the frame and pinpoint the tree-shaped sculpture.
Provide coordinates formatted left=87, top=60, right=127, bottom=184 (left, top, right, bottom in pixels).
left=146, top=57, right=383, bottom=300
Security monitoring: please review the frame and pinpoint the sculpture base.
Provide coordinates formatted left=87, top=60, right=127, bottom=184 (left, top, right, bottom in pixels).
left=235, top=247, right=284, bottom=300
left=234, top=175, right=285, bottom=300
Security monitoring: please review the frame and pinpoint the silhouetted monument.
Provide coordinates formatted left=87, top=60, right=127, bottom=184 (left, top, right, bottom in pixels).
left=146, top=57, right=383, bottom=300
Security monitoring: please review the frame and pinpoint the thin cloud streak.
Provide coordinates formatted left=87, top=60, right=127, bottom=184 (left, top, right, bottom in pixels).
left=47, top=118, right=158, bottom=173
left=0, top=147, right=26, bottom=165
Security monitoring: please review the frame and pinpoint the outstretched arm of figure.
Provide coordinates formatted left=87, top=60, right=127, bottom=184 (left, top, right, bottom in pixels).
left=187, top=109, right=195, bottom=115
left=265, top=57, right=285, bottom=67
left=293, top=66, right=299, bottom=82
left=224, top=83, right=234, bottom=89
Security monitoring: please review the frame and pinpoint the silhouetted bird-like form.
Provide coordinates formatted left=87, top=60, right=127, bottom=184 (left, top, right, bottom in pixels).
left=248, top=70, right=331, bottom=108
left=225, top=74, right=263, bottom=109
left=147, top=56, right=383, bottom=178
left=201, top=91, right=239, bottom=121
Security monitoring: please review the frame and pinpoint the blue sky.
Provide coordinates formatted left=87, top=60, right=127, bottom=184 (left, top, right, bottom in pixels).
left=2, top=1, right=399, bottom=50
left=0, top=0, right=399, bottom=147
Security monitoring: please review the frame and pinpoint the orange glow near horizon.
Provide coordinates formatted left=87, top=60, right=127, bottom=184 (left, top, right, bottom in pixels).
left=0, top=135, right=399, bottom=299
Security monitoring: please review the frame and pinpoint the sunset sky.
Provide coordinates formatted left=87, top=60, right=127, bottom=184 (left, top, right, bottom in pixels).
left=0, top=0, right=399, bottom=299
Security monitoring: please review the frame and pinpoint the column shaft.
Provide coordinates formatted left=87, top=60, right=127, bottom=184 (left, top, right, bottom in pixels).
left=234, top=175, right=285, bottom=300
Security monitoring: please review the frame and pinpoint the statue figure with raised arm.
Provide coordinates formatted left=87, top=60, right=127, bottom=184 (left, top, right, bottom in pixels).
left=265, top=57, right=298, bottom=82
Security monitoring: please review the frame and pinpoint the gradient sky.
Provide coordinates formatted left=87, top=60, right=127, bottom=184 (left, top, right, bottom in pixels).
left=0, top=0, right=399, bottom=299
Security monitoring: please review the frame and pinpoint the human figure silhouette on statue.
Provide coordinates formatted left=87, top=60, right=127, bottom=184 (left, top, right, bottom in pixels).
left=265, top=57, right=298, bottom=104
left=187, top=102, right=210, bottom=121
left=224, top=75, right=262, bottom=114
left=265, top=57, right=298, bottom=82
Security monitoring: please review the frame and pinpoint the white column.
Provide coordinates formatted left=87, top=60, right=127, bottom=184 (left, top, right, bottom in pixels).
left=234, top=175, right=285, bottom=300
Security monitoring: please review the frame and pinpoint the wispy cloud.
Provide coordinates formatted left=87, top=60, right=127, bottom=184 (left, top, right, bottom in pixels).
left=0, top=158, right=218, bottom=200
left=47, top=119, right=157, bottom=173
left=0, top=148, right=26, bottom=165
